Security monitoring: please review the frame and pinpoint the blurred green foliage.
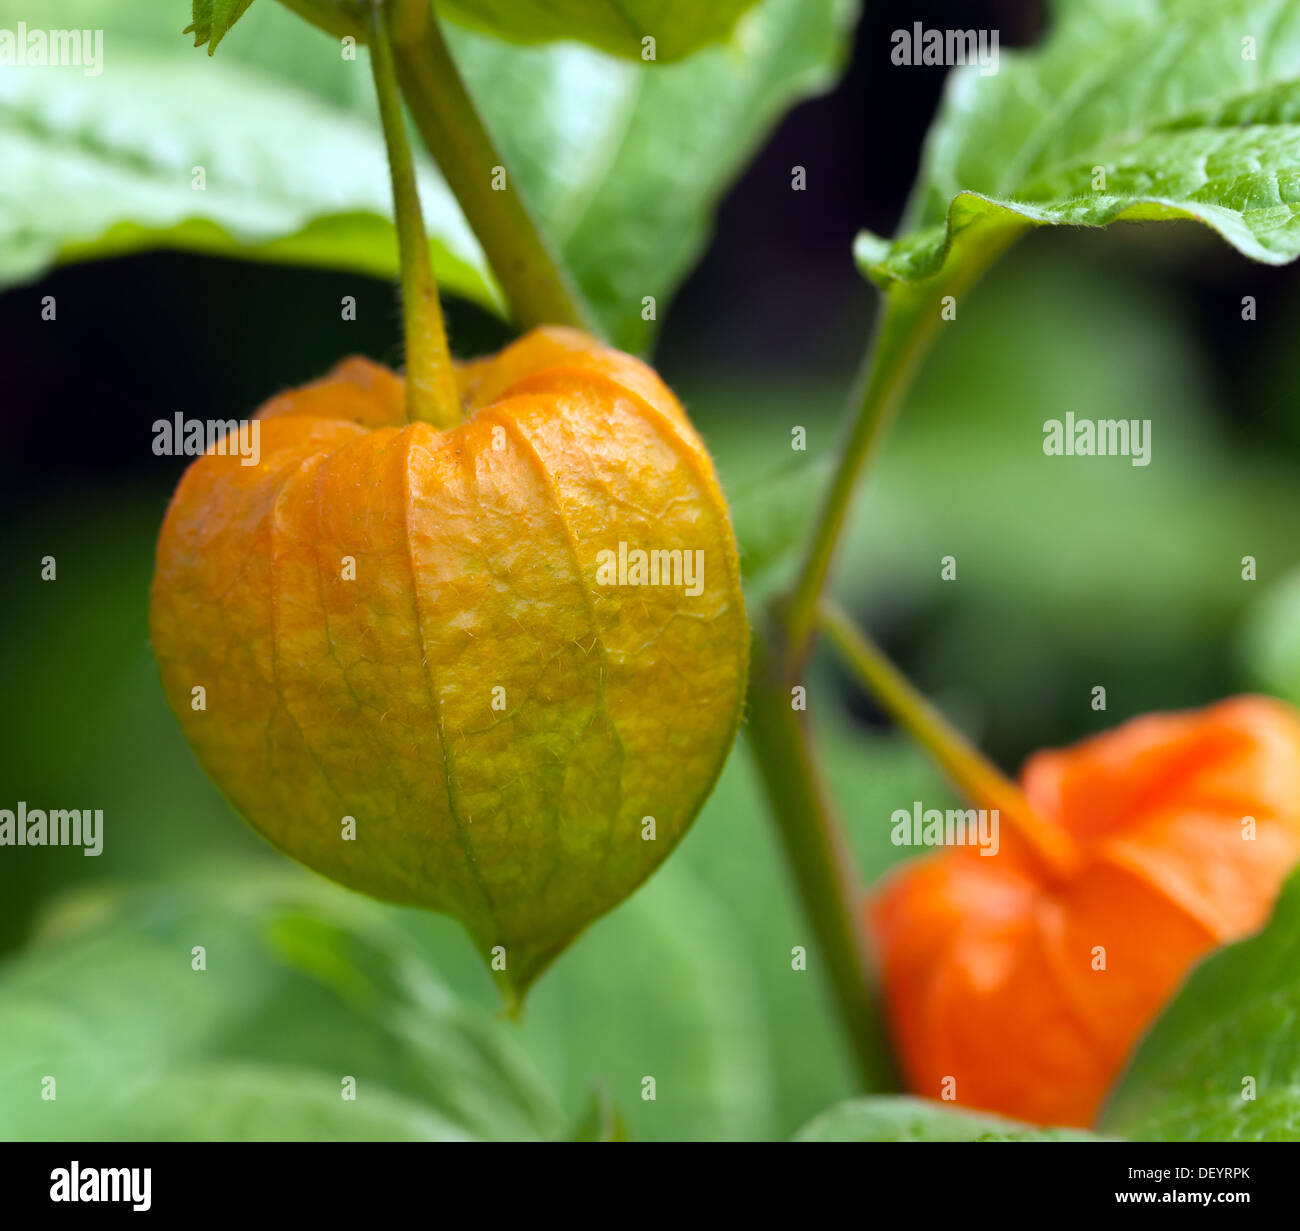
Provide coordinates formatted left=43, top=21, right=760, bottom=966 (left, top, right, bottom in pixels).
left=717, top=235, right=1300, bottom=765
left=0, top=874, right=563, bottom=1140
left=6, top=230, right=1300, bottom=1139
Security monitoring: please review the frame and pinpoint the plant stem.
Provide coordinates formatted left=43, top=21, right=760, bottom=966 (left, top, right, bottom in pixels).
left=745, top=626, right=897, bottom=1091
left=389, top=1, right=595, bottom=334
left=781, top=231, right=1023, bottom=663
left=741, top=289, right=950, bottom=1077
left=779, top=296, right=937, bottom=661
left=750, top=230, right=1026, bottom=1082
left=368, top=1, right=462, bottom=429
left=819, top=599, right=1077, bottom=883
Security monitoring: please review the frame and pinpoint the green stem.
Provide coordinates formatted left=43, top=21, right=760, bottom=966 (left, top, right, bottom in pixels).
left=745, top=626, right=897, bottom=1091
left=752, top=232, right=1024, bottom=1082
left=779, top=296, right=938, bottom=661
left=781, top=236, right=1021, bottom=663
left=820, top=599, right=1077, bottom=883
left=368, top=1, right=462, bottom=429
left=390, top=1, right=595, bottom=334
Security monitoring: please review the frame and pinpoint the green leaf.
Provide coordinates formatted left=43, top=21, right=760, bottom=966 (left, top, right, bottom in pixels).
left=185, top=0, right=258, bottom=54
left=517, top=0, right=853, bottom=347
left=861, top=0, right=1300, bottom=288
left=0, top=36, right=497, bottom=310
left=1102, top=867, right=1300, bottom=1142
left=0, top=873, right=565, bottom=1141
left=792, top=1096, right=1103, bottom=1142
left=0, top=0, right=853, bottom=350
left=439, top=0, right=764, bottom=62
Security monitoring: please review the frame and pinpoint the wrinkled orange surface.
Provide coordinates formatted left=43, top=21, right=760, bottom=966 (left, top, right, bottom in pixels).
left=869, top=696, right=1300, bottom=1127
left=151, top=327, right=748, bottom=992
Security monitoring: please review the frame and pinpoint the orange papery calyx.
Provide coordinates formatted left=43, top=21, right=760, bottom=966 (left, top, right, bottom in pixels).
left=868, top=695, right=1300, bottom=1128
left=150, top=327, right=749, bottom=1002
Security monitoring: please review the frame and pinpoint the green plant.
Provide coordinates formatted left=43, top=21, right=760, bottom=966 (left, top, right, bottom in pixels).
left=4, top=0, right=1300, bottom=1145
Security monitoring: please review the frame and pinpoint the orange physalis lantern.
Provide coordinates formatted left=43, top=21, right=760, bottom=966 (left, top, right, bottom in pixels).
left=869, top=696, right=1300, bottom=1127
